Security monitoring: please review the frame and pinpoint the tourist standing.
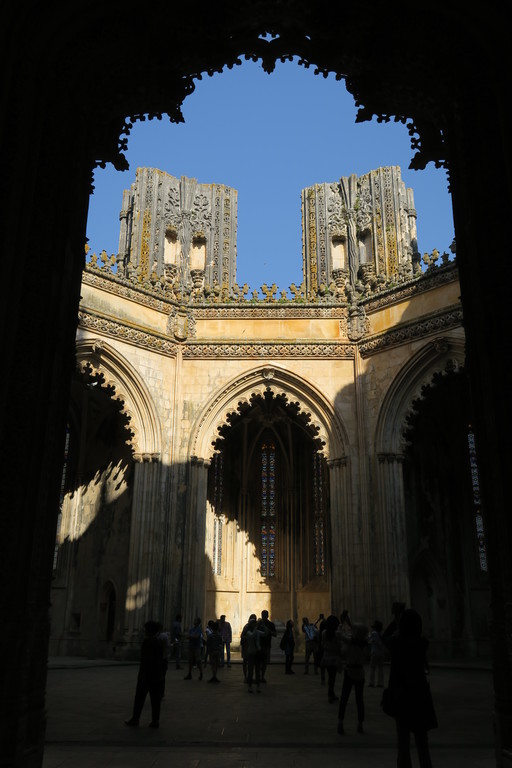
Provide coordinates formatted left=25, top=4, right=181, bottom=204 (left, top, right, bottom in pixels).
left=170, top=613, right=183, bottom=669
left=320, top=614, right=343, bottom=703
left=368, top=619, right=385, bottom=687
left=245, top=618, right=268, bottom=693
left=219, top=614, right=232, bottom=667
left=281, top=619, right=295, bottom=674
left=337, top=614, right=369, bottom=734
left=382, top=608, right=437, bottom=768
left=157, top=623, right=171, bottom=699
left=259, top=610, right=277, bottom=683
left=206, top=620, right=223, bottom=682
left=302, top=617, right=319, bottom=674
left=184, top=617, right=204, bottom=680
left=125, top=620, right=164, bottom=729
left=241, top=613, right=257, bottom=682
left=316, top=613, right=327, bottom=684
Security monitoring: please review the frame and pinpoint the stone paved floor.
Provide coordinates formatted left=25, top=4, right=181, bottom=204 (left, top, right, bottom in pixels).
left=43, top=657, right=496, bottom=767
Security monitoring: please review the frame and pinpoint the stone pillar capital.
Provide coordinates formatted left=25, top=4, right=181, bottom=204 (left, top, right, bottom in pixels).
left=133, top=452, right=160, bottom=463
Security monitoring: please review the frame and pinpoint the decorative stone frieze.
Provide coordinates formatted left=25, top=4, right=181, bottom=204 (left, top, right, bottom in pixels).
left=182, top=342, right=355, bottom=358
left=78, top=310, right=179, bottom=356
left=359, top=306, right=463, bottom=357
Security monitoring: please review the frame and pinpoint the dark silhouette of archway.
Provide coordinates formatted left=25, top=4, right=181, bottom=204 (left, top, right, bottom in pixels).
left=205, top=390, right=330, bottom=629
left=402, top=368, right=491, bottom=658
left=1, top=3, right=511, bottom=766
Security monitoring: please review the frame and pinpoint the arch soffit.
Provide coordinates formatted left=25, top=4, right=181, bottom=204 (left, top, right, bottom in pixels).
left=375, top=335, right=466, bottom=456
left=75, top=338, right=161, bottom=459
left=189, top=364, right=348, bottom=462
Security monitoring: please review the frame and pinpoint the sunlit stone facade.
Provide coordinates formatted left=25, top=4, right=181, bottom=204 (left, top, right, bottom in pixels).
left=49, top=166, right=487, bottom=660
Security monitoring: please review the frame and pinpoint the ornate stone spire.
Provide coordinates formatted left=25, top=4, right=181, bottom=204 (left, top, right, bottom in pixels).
left=117, top=167, right=238, bottom=299
left=301, top=166, right=421, bottom=301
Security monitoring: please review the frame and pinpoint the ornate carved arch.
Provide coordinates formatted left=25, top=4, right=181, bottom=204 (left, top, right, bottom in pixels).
left=66, top=5, right=455, bottom=176
left=375, top=334, right=466, bottom=455
left=75, top=338, right=161, bottom=460
left=189, top=364, right=348, bottom=461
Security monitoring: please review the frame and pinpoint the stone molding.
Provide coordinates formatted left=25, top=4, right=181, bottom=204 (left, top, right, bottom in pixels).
left=82, top=270, right=170, bottom=312
left=78, top=309, right=180, bottom=357
left=79, top=304, right=461, bottom=361
left=182, top=342, right=355, bottom=358
left=359, top=305, right=463, bottom=357
left=193, top=305, right=347, bottom=319
left=362, top=263, right=458, bottom=313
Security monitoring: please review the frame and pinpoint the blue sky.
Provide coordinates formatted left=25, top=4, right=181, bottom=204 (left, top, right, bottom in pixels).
left=86, top=59, right=454, bottom=293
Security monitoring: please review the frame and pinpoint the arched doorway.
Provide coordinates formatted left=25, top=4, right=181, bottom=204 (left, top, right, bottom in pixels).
left=49, top=364, right=134, bottom=658
left=403, top=367, right=491, bottom=658
left=187, top=364, right=348, bottom=638
left=205, top=389, right=330, bottom=636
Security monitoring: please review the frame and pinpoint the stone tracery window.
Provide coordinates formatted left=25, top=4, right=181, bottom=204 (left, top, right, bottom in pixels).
left=260, top=441, right=276, bottom=578
left=312, top=450, right=326, bottom=576
left=211, top=451, right=223, bottom=576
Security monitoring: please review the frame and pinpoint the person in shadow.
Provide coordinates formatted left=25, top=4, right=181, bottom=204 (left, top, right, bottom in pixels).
left=319, top=614, right=342, bottom=703
left=184, top=617, right=204, bottom=680
left=245, top=618, right=268, bottom=693
left=382, top=608, right=438, bottom=768
left=281, top=619, right=295, bottom=674
left=368, top=619, right=385, bottom=688
left=125, top=620, right=164, bottom=729
left=337, top=611, right=369, bottom=734
left=302, top=617, right=320, bottom=674
left=206, top=620, right=223, bottom=683
left=316, top=613, right=327, bottom=684
left=170, top=613, right=183, bottom=669
left=240, top=613, right=257, bottom=682
left=259, top=609, right=277, bottom=683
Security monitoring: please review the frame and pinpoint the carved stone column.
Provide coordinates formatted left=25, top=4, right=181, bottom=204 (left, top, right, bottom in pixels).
left=183, top=457, right=211, bottom=622
left=327, top=456, right=354, bottom=610
left=123, top=452, right=161, bottom=654
left=376, top=453, right=410, bottom=609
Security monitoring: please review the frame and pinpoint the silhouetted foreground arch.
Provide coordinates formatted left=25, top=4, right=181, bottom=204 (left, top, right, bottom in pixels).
left=2, top=2, right=511, bottom=766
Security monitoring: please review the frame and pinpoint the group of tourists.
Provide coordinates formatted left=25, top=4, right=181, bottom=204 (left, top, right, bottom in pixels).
left=125, top=602, right=437, bottom=768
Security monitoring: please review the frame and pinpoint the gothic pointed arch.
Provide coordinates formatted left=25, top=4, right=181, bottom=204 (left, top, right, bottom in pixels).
left=189, top=364, right=348, bottom=462
left=375, top=335, right=466, bottom=456
left=75, top=338, right=161, bottom=460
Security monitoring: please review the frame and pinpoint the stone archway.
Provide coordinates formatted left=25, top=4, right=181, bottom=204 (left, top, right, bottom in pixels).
left=372, top=334, right=482, bottom=653
left=185, top=365, right=350, bottom=634
left=75, top=338, right=162, bottom=460
left=403, top=366, right=491, bottom=658
left=51, top=340, right=165, bottom=656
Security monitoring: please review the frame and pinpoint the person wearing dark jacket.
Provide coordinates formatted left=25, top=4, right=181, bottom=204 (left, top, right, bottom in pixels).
left=383, top=608, right=437, bottom=768
left=125, top=620, right=164, bottom=729
left=337, top=614, right=369, bottom=734
left=281, top=619, right=295, bottom=674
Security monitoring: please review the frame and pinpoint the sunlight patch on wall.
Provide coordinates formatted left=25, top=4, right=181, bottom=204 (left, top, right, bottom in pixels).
left=125, top=577, right=150, bottom=611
